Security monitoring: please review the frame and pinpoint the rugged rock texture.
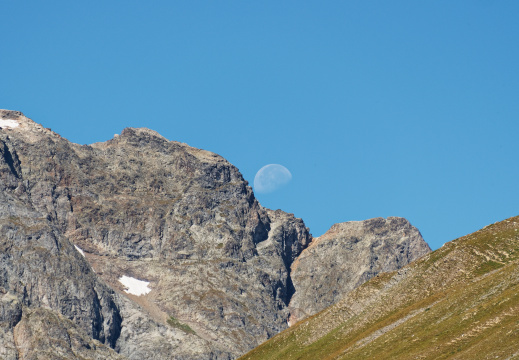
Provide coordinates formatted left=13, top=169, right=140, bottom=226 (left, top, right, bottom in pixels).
left=0, top=110, right=311, bottom=359
left=288, top=217, right=430, bottom=324
left=0, top=112, right=124, bottom=359
left=13, top=307, right=125, bottom=360
left=0, top=110, right=431, bottom=359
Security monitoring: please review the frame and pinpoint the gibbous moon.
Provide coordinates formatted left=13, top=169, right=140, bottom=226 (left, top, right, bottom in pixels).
left=254, top=164, right=292, bottom=194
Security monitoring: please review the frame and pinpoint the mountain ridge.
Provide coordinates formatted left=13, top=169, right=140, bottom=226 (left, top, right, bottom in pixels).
left=288, top=216, right=430, bottom=325
left=239, top=215, right=519, bottom=359
left=0, top=109, right=430, bottom=359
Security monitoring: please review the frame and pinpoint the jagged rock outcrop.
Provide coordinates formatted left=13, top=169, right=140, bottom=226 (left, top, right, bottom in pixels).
left=12, top=307, right=125, bottom=360
left=288, top=217, right=430, bottom=324
left=0, top=110, right=312, bottom=359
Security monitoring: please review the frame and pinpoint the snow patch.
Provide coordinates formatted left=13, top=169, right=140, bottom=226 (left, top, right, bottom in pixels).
left=119, top=275, right=151, bottom=296
left=74, top=245, right=85, bottom=257
left=0, top=119, right=20, bottom=128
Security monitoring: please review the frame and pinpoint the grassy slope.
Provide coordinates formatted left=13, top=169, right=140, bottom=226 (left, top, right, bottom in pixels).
left=240, top=216, right=519, bottom=360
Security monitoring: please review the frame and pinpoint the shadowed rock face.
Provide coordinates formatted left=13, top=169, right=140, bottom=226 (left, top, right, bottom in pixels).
left=13, top=307, right=125, bottom=360
left=0, top=110, right=430, bottom=359
left=288, top=217, right=431, bottom=325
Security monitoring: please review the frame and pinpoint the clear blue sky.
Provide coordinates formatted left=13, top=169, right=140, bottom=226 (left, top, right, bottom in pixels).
left=2, top=1, right=518, bottom=250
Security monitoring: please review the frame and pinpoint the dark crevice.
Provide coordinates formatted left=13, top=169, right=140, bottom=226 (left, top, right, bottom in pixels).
left=1, top=140, right=21, bottom=179
left=107, top=296, right=122, bottom=349
left=282, top=228, right=312, bottom=314
left=284, top=269, right=296, bottom=307
left=90, top=288, right=123, bottom=349
left=91, top=289, right=104, bottom=343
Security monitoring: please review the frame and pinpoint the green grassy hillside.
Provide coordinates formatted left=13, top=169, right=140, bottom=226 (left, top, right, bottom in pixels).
left=240, top=216, right=519, bottom=360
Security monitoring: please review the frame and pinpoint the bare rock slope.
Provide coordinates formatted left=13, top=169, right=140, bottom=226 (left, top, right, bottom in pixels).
left=288, top=217, right=430, bottom=324
left=0, top=110, right=430, bottom=359
left=0, top=110, right=311, bottom=359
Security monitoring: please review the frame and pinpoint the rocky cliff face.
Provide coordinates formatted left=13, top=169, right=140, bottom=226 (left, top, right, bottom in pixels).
left=0, top=110, right=312, bottom=359
left=288, top=217, right=430, bottom=324
left=0, top=111, right=124, bottom=359
left=0, top=110, right=430, bottom=359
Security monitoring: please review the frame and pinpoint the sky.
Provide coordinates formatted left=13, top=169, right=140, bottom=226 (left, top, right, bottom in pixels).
left=2, top=1, right=518, bottom=250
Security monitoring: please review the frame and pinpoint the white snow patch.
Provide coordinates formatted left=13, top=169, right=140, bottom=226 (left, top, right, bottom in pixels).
left=0, top=119, right=20, bottom=128
left=74, top=245, right=85, bottom=257
left=119, top=275, right=151, bottom=296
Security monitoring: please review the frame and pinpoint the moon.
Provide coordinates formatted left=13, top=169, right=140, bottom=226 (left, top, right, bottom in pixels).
left=253, top=164, right=292, bottom=194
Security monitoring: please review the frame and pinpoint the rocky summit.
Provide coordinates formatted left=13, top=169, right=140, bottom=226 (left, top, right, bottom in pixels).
left=0, top=110, right=430, bottom=359
left=288, top=217, right=430, bottom=325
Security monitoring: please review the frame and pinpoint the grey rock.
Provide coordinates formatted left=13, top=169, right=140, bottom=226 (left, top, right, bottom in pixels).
left=13, top=306, right=125, bottom=360
left=0, top=291, right=22, bottom=360
left=0, top=110, right=430, bottom=358
left=0, top=110, right=311, bottom=358
left=0, top=116, right=124, bottom=357
left=288, top=217, right=431, bottom=325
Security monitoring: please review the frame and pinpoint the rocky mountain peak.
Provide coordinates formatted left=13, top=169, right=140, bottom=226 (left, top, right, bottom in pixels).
left=0, top=109, right=62, bottom=144
left=0, top=112, right=313, bottom=358
left=288, top=216, right=430, bottom=325
left=0, top=111, right=431, bottom=359
left=119, top=126, right=169, bottom=142
left=0, top=109, right=30, bottom=130
left=0, top=109, right=24, bottom=120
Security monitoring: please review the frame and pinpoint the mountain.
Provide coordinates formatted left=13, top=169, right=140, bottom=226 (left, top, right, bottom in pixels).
left=0, top=110, right=429, bottom=359
left=288, top=217, right=430, bottom=325
left=239, top=215, right=519, bottom=360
